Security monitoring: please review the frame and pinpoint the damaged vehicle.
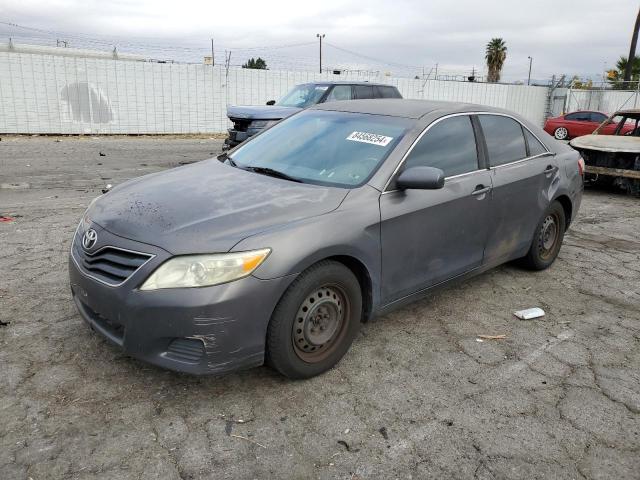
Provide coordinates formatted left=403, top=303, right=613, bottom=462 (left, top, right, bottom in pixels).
left=224, top=81, right=402, bottom=150
left=69, top=100, right=583, bottom=379
left=570, top=109, right=640, bottom=195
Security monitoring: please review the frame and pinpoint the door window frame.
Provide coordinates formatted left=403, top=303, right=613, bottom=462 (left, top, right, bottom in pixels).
left=382, top=113, right=485, bottom=193
left=383, top=112, right=553, bottom=192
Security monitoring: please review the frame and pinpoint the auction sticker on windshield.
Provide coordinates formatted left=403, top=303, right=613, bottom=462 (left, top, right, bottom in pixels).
left=346, top=131, right=393, bottom=146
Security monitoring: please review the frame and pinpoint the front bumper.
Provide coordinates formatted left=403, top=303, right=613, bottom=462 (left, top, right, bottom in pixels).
left=223, top=126, right=263, bottom=150
left=69, top=226, right=294, bottom=375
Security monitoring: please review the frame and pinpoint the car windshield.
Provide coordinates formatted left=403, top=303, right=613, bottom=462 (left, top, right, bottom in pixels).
left=276, top=84, right=330, bottom=108
left=229, top=110, right=412, bottom=187
left=594, top=113, right=640, bottom=135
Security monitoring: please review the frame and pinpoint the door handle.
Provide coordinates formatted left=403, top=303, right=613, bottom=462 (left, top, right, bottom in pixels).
left=471, top=185, right=492, bottom=196
left=544, top=165, right=559, bottom=174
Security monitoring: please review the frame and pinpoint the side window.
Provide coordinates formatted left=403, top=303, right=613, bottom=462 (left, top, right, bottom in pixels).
left=325, top=85, right=353, bottom=102
left=403, top=115, right=478, bottom=177
left=566, top=112, right=590, bottom=121
left=590, top=112, right=607, bottom=123
left=523, top=128, right=548, bottom=156
left=478, top=115, right=527, bottom=166
left=376, top=86, right=402, bottom=98
left=354, top=85, right=375, bottom=99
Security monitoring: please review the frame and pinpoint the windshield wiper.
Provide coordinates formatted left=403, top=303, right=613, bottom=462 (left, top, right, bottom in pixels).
left=245, top=166, right=303, bottom=183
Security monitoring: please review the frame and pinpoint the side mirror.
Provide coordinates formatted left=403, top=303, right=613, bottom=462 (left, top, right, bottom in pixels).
left=396, top=166, right=445, bottom=190
left=266, top=100, right=276, bottom=106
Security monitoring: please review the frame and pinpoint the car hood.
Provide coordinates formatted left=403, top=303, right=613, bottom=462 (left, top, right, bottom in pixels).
left=87, top=159, right=348, bottom=254
left=570, top=135, right=640, bottom=153
left=227, top=105, right=301, bottom=121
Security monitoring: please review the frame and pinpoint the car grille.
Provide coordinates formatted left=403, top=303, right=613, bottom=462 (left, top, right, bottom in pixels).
left=230, top=117, right=251, bottom=132
left=166, top=338, right=205, bottom=363
left=72, top=238, right=153, bottom=287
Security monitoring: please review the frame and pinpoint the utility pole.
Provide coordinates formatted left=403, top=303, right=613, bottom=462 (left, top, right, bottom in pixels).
left=211, top=38, right=215, bottom=67
left=624, top=7, right=640, bottom=82
left=527, top=56, right=533, bottom=85
left=316, top=33, right=325, bottom=74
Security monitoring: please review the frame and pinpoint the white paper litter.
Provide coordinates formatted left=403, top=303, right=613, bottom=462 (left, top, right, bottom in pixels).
left=514, top=307, right=545, bottom=320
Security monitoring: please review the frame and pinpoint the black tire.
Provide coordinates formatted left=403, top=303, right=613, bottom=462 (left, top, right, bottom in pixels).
left=266, top=260, right=362, bottom=379
left=519, top=201, right=566, bottom=270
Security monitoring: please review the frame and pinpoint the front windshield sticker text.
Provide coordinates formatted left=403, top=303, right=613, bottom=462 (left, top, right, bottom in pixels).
left=346, top=131, right=393, bottom=147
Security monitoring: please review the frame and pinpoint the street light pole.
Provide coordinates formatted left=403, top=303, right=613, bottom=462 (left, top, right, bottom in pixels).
left=527, top=56, right=533, bottom=85
left=317, top=33, right=325, bottom=74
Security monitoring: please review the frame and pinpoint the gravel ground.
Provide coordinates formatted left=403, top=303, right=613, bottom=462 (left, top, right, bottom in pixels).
left=1, top=136, right=639, bottom=480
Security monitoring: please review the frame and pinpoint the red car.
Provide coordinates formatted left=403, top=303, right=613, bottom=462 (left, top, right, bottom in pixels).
left=544, top=110, right=633, bottom=140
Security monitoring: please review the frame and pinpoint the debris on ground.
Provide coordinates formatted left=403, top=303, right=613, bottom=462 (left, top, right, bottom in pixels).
left=0, top=320, right=10, bottom=327
left=514, top=307, right=545, bottom=320
left=477, top=334, right=507, bottom=340
left=99, top=151, right=106, bottom=156
left=0, top=216, right=15, bottom=222
left=379, top=427, right=389, bottom=440
left=102, top=184, right=113, bottom=194
left=337, top=440, right=360, bottom=452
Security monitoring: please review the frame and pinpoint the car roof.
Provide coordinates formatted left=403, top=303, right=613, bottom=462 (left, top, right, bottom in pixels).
left=310, top=99, right=494, bottom=119
left=302, top=81, right=398, bottom=87
left=615, top=109, right=640, bottom=116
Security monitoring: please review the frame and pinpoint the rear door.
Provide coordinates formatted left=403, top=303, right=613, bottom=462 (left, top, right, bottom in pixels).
left=478, top=114, right=557, bottom=265
left=379, top=114, right=492, bottom=303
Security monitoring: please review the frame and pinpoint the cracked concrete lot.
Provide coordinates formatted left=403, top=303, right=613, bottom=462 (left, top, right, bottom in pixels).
left=1, top=136, right=639, bottom=480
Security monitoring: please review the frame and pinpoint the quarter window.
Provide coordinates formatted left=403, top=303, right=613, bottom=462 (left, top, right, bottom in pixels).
left=589, top=112, right=607, bottom=123
left=403, top=115, right=479, bottom=177
left=478, top=115, right=527, bottom=166
left=523, top=129, right=547, bottom=156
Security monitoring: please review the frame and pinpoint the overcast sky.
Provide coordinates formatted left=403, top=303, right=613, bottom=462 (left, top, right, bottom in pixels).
left=1, top=0, right=638, bottom=81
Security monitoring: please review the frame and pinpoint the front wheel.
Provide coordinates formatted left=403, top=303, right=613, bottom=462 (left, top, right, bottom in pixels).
left=554, top=127, right=569, bottom=140
left=266, top=261, right=362, bottom=379
left=519, top=201, right=566, bottom=270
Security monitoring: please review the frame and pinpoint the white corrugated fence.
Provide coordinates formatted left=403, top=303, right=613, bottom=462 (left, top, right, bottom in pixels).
left=1, top=51, right=552, bottom=134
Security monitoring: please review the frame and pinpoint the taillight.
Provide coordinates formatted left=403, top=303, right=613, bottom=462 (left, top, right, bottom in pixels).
left=577, top=157, right=585, bottom=176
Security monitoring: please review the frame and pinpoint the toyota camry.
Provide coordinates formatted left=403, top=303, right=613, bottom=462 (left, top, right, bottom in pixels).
left=69, top=99, right=583, bottom=379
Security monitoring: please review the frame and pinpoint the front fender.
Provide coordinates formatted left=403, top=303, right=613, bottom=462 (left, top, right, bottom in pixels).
left=233, top=186, right=382, bottom=308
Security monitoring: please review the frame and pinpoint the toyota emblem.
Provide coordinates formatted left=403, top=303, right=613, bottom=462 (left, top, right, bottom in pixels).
left=82, top=228, right=98, bottom=250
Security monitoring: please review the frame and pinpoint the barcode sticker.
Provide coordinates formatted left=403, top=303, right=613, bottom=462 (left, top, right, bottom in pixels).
left=346, top=131, right=393, bottom=146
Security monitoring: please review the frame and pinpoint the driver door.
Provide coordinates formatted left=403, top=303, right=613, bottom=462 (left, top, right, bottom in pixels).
left=379, top=115, right=492, bottom=303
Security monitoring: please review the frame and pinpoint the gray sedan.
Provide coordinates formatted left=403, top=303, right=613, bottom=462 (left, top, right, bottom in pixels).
left=69, top=100, right=583, bottom=379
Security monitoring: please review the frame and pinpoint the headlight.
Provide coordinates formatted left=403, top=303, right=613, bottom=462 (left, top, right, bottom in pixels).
left=140, top=249, right=271, bottom=290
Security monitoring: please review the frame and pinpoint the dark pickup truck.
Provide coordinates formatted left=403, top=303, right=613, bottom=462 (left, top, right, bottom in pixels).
left=224, top=81, right=402, bottom=150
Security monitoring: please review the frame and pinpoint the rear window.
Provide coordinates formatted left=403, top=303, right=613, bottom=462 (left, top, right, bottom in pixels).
left=479, top=115, right=527, bottom=166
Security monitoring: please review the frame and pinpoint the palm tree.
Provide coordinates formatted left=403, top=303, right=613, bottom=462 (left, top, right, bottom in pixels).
left=485, top=38, right=507, bottom=83
left=607, top=56, right=640, bottom=89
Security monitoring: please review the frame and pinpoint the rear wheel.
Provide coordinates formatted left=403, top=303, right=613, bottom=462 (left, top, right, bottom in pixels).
left=554, top=127, right=569, bottom=140
left=266, top=261, right=362, bottom=379
left=519, top=201, right=566, bottom=270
